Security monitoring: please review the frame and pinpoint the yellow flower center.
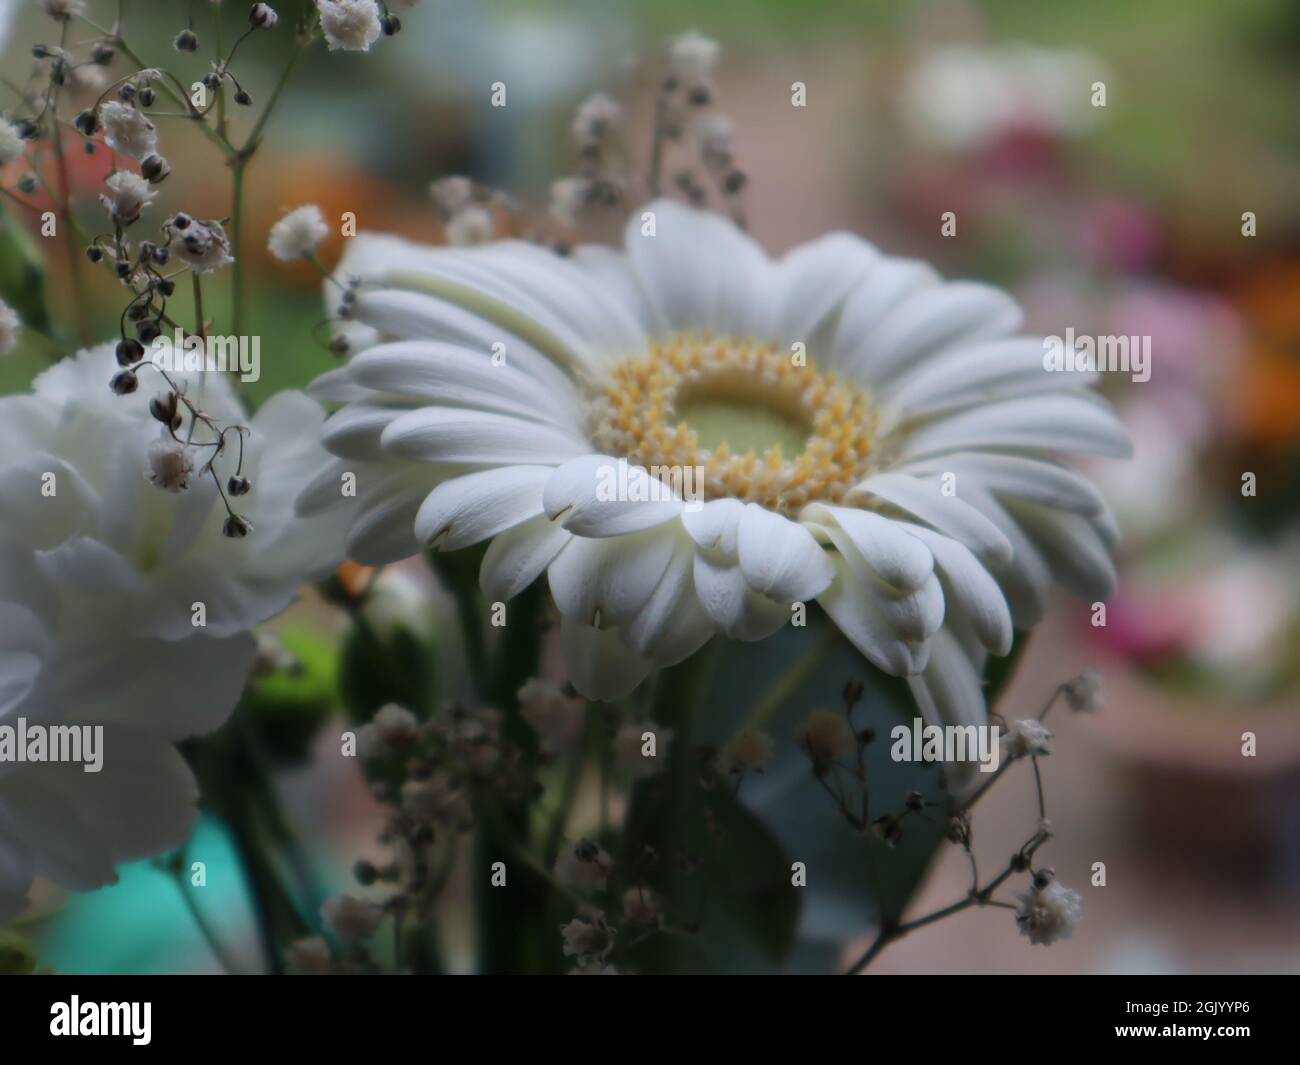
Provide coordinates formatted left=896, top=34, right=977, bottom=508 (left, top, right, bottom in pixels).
left=589, top=334, right=878, bottom=515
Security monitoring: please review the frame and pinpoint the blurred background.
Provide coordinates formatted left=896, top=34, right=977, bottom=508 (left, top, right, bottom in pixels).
left=2, top=0, right=1299, bottom=974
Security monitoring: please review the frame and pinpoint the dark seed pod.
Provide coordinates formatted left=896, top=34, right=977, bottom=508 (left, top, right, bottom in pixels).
left=158, top=277, right=176, bottom=296
left=227, top=475, right=252, bottom=497
left=138, top=86, right=156, bottom=108
left=127, top=302, right=149, bottom=321
left=174, top=29, right=199, bottom=53
left=171, top=212, right=192, bottom=230
left=149, top=393, right=179, bottom=425
left=234, top=90, right=252, bottom=107
left=110, top=370, right=140, bottom=395
left=381, top=15, right=401, bottom=35
left=249, top=3, right=279, bottom=30
left=85, top=244, right=104, bottom=263
left=115, top=259, right=132, bottom=279
left=223, top=514, right=252, bottom=539
left=141, top=154, right=171, bottom=183
left=118, top=82, right=136, bottom=102
left=115, top=338, right=146, bottom=365
left=202, top=72, right=221, bottom=91
left=17, top=174, right=38, bottom=194
left=92, top=43, right=115, bottom=65
left=74, top=109, right=99, bottom=136
left=136, top=319, right=163, bottom=344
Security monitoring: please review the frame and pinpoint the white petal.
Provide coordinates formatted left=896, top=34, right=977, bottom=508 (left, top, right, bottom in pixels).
left=416, top=465, right=550, bottom=549
left=849, top=471, right=1012, bottom=564
left=347, top=340, right=583, bottom=430
left=802, top=503, right=934, bottom=590
left=1008, top=500, right=1117, bottom=601
left=479, top=514, right=572, bottom=600
left=680, top=497, right=746, bottom=561
left=560, top=617, right=652, bottom=701
left=381, top=407, right=589, bottom=465
left=624, top=536, right=716, bottom=665
left=543, top=454, right=683, bottom=537
left=547, top=527, right=677, bottom=627
left=736, top=504, right=834, bottom=602
left=902, top=526, right=1012, bottom=655
left=899, top=452, right=1105, bottom=516
left=849, top=282, right=1022, bottom=384
left=898, top=392, right=1133, bottom=461
left=691, top=554, right=790, bottom=640
left=0, top=455, right=96, bottom=550
left=624, top=199, right=772, bottom=337
left=883, top=336, right=1096, bottom=417
left=817, top=553, right=929, bottom=675
left=767, top=232, right=880, bottom=349
left=906, top=629, right=988, bottom=793
left=960, top=488, right=1053, bottom=628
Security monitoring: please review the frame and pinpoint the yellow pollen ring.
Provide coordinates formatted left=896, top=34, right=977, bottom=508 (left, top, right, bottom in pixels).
left=588, top=334, right=878, bottom=515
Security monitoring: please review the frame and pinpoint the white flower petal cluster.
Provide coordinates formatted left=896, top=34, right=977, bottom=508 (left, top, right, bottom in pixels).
left=0, top=299, right=19, bottom=356
left=316, top=0, right=382, bottom=52
left=0, top=344, right=347, bottom=638
left=100, top=170, right=156, bottom=228
left=0, top=117, right=24, bottom=167
left=172, top=218, right=234, bottom=274
left=1015, top=879, right=1083, bottom=945
left=0, top=542, right=255, bottom=918
left=98, top=101, right=158, bottom=160
left=301, top=201, right=1127, bottom=771
left=0, top=346, right=349, bottom=914
left=268, top=204, right=329, bottom=262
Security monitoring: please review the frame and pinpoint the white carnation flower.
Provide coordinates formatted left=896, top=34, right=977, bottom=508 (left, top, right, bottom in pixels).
left=0, top=542, right=255, bottom=919
left=299, top=201, right=1128, bottom=753
left=268, top=204, right=329, bottom=262
left=1015, top=878, right=1083, bottom=945
left=0, top=298, right=19, bottom=356
left=98, top=101, right=158, bottom=161
left=316, top=0, right=382, bottom=52
left=99, top=169, right=157, bottom=227
left=0, top=344, right=347, bottom=639
left=0, top=117, right=25, bottom=167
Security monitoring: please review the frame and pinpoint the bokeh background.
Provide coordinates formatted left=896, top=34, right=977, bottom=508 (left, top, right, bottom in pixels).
left=2, top=0, right=1298, bottom=973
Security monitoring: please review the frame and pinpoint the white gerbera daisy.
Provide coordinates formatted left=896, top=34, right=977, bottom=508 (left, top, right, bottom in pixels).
left=268, top=204, right=329, bottom=262
left=299, top=201, right=1128, bottom=740
left=316, top=0, right=382, bottom=52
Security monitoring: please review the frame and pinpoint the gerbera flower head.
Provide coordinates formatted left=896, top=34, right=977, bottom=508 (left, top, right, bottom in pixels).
left=300, top=201, right=1128, bottom=754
